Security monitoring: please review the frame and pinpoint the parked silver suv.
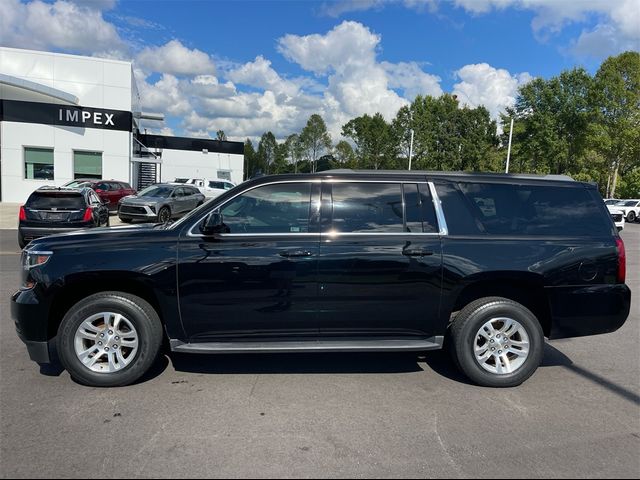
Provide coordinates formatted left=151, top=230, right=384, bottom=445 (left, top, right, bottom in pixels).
left=118, top=183, right=205, bottom=223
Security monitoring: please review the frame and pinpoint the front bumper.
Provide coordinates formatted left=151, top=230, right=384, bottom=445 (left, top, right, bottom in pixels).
left=12, top=288, right=52, bottom=363
left=118, top=204, right=158, bottom=220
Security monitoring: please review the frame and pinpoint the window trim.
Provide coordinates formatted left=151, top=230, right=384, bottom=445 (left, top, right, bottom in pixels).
left=185, top=179, right=449, bottom=238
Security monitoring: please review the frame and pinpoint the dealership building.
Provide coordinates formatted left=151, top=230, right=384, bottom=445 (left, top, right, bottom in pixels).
left=0, top=47, right=244, bottom=203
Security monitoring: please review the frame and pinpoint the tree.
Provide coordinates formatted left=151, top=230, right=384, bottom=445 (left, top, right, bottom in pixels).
left=333, top=140, right=356, bottom=167
left=591, top=51, right=640, bottom=197
left=243, top=139, right=257, bottom=180
left=342, top=113, right=398, bottom=169
left=284, top=134, right=305, bottom=173
left=256, top=132, right=277, bottom=175
left=300, top=114, right=332, bottom=173
left=216, top=130, right=227, bottom=141
left=509, top=68, right=593, bottom=175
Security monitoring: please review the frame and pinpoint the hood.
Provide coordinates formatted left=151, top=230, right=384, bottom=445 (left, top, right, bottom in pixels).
left=121, top=195, right=168, bottom=206
left=25, top=223, right=171, bottom=250
left=607, top=205, right=627, bottom=213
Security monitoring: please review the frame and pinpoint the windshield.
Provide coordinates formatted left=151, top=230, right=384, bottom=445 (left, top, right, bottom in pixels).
left=170, top=197, right=215, bottom=229
left=604, top=199, right=619, bottom=205
left=618, top=200, right=638, bottom=207
left=138, top=185, right=174, bottom=198
left=64, top=180, right=92, bottom=188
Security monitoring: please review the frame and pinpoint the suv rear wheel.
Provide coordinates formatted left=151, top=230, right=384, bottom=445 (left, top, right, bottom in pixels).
left=449, top=296, right=544, bottom=387
left=627, top=211, right=636, bottom=223
left=57, top=292, right=163, bottom=387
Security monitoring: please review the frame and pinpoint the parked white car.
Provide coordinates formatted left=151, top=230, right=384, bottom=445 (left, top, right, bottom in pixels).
left=607, top=205, right=625, bottom=231
left=171, top=178, right=235, bottom=198
left=612, top=199, right=640, bottom=223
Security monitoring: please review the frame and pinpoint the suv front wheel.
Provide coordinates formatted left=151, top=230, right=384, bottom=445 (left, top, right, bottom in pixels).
left=449, top=296, right=544, bottom=387
left=57, top=292, right=163, bottom=387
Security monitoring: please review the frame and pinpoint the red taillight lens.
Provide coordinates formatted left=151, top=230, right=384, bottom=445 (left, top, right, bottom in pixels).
left=616, top=237, right=626, bottom=284
left=19, top=206, right=27, bottom=222
left=83, top=207, right=93, bottom=222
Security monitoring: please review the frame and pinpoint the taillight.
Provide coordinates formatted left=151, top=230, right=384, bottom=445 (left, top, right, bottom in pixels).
left=19, top=206, right=27, bottom=222
left=616, top=237, right=626, bottom=284
left=83, top=207, right=93, bottom=222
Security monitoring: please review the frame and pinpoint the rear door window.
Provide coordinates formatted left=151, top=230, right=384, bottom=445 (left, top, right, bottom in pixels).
left=403, top=184, right=439, bottom=233
left=26, top=193, right=85, bottom=210
left=330, top=183, right=404, bottom=233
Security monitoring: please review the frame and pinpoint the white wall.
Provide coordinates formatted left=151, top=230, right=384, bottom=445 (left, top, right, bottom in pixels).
left=1, top=47, right=133, bottom=203
left=1, top=122, right=130, bottom=203
left=0, top=47, right=132, bottom=110
left=160, top=149, right=244, bottom=186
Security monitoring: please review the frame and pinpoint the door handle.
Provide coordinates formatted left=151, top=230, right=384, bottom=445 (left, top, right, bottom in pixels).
left=402, top=248, right=434, bottom=257
left=279, top=250, right=314, bottom=258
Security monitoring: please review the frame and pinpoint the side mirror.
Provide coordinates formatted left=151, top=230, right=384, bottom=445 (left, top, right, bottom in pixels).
left=201, top=212, right=229, bottom=235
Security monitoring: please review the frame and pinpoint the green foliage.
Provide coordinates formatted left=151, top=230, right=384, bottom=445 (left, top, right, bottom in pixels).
left=300, top=114, right=332, bottom=173
left=342, top=113, right=398, bottom=169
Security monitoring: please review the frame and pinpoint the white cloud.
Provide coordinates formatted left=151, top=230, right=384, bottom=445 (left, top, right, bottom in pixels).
left=277, top=21, right=441, bottom=129
left=0, top=0, right=127, bottom=55
left=453, top=63, right=533, bottom=123
left=136, top=40, right=215, bottom=76
left=227, top=56, right=300, bottom=97
left=382, top=61, right=443, bottom=99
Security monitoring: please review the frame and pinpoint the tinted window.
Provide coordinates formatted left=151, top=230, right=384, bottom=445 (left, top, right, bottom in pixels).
left=209, top=181, right=225, bottom=189
left=26, top=193, right=85, bottom=210
left=25, top=147, right=54, bottom=180
left=221, top=183, right=311, bottom=234
left=331, top=183, right=403, bottom=233
left=186, top=187, right=199, bottom=196
left=454, top=182, right=612, bottom=236
left=404, top=184, right=439, bottom=233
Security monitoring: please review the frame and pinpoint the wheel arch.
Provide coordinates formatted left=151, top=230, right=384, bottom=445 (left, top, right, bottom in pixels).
left=446, top=272, right=552, bottom=337
left=48, top=273, right=168, bottom=341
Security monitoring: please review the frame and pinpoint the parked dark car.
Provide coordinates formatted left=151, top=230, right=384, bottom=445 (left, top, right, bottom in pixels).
left=118, top=183, right=205, bottom=223
left=63, top=179, right=136, bottom=212
left=18, top=186, right=110, bottom=248
left=12, top=171, right=630, bottom=388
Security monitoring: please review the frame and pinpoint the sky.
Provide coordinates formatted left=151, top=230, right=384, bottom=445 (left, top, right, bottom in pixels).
left=1, top=0, right=639, bottom=142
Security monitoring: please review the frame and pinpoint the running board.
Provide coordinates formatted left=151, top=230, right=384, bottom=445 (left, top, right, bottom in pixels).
left=170, top=337, right=444, bottom=354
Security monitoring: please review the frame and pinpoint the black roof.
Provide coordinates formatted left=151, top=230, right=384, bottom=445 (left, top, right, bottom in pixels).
left=244, top=170, right=580, bottom=187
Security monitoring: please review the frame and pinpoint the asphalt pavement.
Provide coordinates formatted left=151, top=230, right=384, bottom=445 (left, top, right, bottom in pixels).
left=0, top=226, right=638, bottom=478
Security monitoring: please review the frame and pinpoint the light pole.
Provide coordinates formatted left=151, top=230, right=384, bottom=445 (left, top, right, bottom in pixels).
left=408, top=129, right=414, bottom=171
left=505, top=117, right=514, bottom=173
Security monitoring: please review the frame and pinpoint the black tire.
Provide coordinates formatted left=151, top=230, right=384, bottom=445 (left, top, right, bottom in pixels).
left=627, top=211, right=636, bottom=223
left=18, top=233, right=26, bottom=249
left=157, top=206, right=171, bottom=223
left=57, top=292, right=163, bottom=387
left=449, top=296, right=544, bottom=388
left=105, top=215, right=110, bottom=227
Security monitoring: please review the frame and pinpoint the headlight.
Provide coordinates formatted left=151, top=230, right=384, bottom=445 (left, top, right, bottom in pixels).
left=22, top=250, right=53, bottom=270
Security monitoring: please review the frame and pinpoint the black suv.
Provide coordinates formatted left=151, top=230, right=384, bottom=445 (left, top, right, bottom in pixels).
left=18, top=186, right=110, bottom=248
left=12, top=171, right=630, bottom=387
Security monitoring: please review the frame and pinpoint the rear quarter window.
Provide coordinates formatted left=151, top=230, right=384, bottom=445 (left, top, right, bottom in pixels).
left=437, top=182, right=612, bottom=237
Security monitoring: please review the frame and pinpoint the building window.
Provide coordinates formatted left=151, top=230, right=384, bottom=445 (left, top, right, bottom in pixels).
left=25, top=147, right=54, bottom=180
left=217, top=170, right=232, bottom=181
left=74, top=151, right=102, bottom=179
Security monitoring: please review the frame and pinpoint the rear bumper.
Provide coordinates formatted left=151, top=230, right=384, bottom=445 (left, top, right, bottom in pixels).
left=19, top=226, right=86, bottom=243
left=11, top=289, right=52, bottom=363
left=547, top=284, right=631, bottom=339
